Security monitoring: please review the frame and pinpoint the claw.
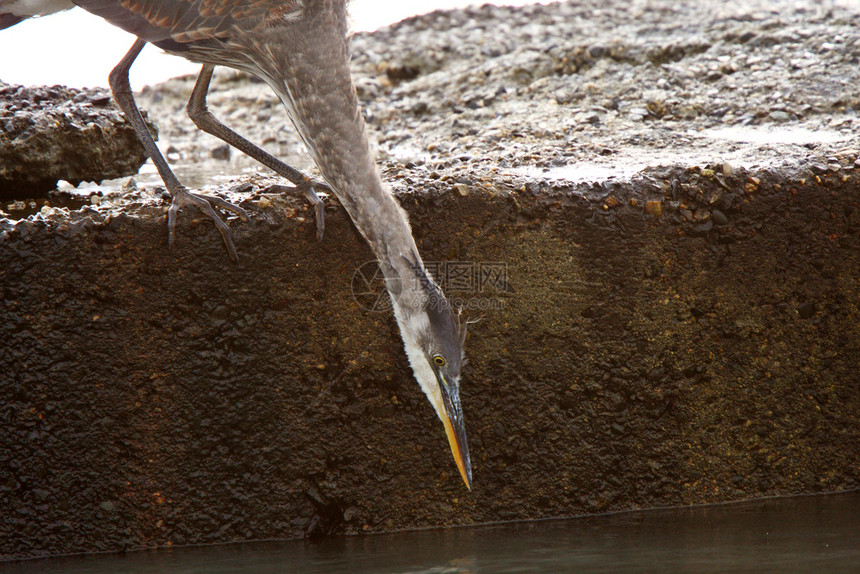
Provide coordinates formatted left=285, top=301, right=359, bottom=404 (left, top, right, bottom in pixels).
left=305, top=184, right=326, bottom=242
left=299, top=179, right=328, bottom=241
left=313, top=199, right=325, bottom=242
left=267, top=180, right=327, bottom=240
left=167, top=187, right=245, bottom=262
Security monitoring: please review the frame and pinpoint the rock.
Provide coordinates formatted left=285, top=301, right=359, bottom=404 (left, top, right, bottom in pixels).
left=712, top=209, right=729, bottom=225
left=689, top=219, right=714, bottom=236
left=629, top=108, right=649, bottom=121
left=645, top=200, right=663, bottom=217
left=0, top=82, right=153, bottom=200
left=211, top=144, right=232, bottom=160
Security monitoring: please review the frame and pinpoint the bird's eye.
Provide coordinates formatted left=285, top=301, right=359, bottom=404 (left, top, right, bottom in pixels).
left=432, top=354, right=447, bottom=367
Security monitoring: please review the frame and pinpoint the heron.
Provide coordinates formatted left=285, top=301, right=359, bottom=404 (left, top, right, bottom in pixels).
left=3, top=0, right=473, bottom=489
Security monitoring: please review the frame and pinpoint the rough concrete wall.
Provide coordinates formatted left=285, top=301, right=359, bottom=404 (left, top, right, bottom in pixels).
left=1, top=162, right=857, bottom=560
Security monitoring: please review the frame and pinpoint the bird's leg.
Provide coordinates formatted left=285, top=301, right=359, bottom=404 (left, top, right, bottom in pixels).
left=108, top=39, right=248, bottom=262
left=187, top=64, right=327, bottom=240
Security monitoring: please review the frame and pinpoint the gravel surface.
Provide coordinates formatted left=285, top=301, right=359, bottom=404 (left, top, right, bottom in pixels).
left=117, top=0, right=860, bottom=201
left=351, top=0, right=860, bottom=180
left=4, top=1, right=858, bottom=206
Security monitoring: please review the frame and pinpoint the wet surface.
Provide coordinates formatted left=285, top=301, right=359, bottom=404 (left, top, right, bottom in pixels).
left=3, top=493, right=857, bottom=573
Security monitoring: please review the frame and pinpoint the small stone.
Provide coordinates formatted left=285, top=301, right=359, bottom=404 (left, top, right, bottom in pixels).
left=100, top=501, right=115, bottom=512
left=722, top=162, right=734, bottom=176
left=258, top=196, right=271, bottom=209
left=644, top=200, right=663, bottom=217
left=453, top=183, right=469, bottom=196
left=689, top=220, right=713, bottom=236
left=629, top=107, right=648, bottom=121
left=90, top=94, right=111, bottom=107
left=769, top=110, right=790, bottom=122
left=343, top=507, right=359, bottom=522
left=712, top=209, right=729, bottom=225
left=211, top=144, right=231, bottom=160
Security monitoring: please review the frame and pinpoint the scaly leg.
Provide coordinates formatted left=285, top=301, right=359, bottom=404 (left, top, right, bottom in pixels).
left=187, top=64, right=327, bottom=240
left=108, top=39, right=248, bottom=261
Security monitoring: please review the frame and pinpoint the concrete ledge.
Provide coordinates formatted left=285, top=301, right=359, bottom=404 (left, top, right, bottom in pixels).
left=1, top=161, right=858, bottom=559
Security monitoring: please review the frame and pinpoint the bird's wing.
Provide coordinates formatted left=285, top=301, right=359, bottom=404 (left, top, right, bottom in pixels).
left=0, top=13, right=23, bottom=29
left=71, top=0, right=303, bottom=44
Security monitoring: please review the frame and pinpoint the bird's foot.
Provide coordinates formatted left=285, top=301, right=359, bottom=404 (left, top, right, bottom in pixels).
left=268, top=179, right=329, bottom=241
left=167, top=187, right=249, bottom=262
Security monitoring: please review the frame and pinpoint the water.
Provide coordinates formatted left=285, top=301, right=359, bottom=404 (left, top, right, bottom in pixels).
left=2, top=492, right=857, bottom=573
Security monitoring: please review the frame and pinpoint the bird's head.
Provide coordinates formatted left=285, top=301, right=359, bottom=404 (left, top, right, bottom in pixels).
left=391, top=260, right=472, bottom=490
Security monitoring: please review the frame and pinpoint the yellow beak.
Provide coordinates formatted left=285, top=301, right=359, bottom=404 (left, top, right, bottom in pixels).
left=437, top=371, right=472, bottom=490
left=442, top=411, right=472, bottom=490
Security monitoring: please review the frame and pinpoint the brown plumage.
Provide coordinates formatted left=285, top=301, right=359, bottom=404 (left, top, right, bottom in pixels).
left=74, top=0, right=302, bottom=44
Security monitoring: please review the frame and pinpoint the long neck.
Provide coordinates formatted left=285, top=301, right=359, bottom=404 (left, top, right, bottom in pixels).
left=237, top=2, right=427, bottom=307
